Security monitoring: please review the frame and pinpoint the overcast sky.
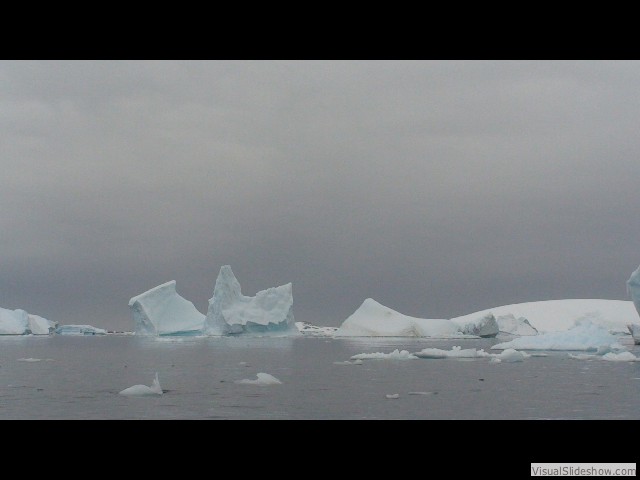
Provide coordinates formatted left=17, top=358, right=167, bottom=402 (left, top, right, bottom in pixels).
left=1, top=60, right=639, bottom=331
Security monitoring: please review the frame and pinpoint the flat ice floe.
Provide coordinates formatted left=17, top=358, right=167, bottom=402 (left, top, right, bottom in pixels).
left=414, top=346, right=490, bottom=359
left=350, top=349, right=418, bottom=360
left=234, top=373, right=283, bottom=385
left=55, top=324, right=107, bottom=335
left=491, top=319, right=624, bottom=351
left=569, top=351, right=640, bottom=362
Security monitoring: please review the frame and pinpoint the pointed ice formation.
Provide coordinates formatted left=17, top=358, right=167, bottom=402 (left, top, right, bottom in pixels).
left=335, top=298, right=460, bottom=337
left=119, top=372, right=163, bottom=396
left=128, top=281, right=205, bottom=336
left=203, top=266, right=296, bottom=335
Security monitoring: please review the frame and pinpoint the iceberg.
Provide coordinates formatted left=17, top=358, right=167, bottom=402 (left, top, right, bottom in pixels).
left=451, top=299, right=636, bottom=333
left=0, top=308, right=57, bottom=335
left=203, top=266, right=296, bottom=335
left=627, top=264, right=640, bottom=316
left=335, top=298, right=460, bottom=337
left=119, top=373, right=163, bottom=396
left=28, top=314, right=57, bottom=335
left=0, top=308, right=29, bottom=335
left=55, top=324, right=107, bottom=335
left=491, top=319, right=624, bottom=351
left=494, top=313, right=538, bottom=336
left=451, top=313, right=499, bottom=338
left=627, top=324, right=640, bottom=345
left=128, top=281, right=205, bottom=336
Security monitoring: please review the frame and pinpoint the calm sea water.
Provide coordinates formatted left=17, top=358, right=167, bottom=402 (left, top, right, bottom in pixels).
left=0, top=334, right=639, bottom=420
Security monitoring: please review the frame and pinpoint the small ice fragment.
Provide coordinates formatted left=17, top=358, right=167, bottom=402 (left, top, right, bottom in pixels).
left=119, top=373, right=163, bottom=396
left=408, top=391, right=433, bottom=396
left=385, top=394, right=400, bottom=399
left=234, top=373, right=282, bottom=386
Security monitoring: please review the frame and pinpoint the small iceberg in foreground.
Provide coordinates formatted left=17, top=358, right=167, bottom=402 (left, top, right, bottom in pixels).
left=234, top=373, right=283, bottom=385
left=119, top=373, right=163, bottom=396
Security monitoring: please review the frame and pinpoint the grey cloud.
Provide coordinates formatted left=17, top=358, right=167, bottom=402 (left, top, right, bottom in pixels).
left=1, top=60, right=639, bottom=331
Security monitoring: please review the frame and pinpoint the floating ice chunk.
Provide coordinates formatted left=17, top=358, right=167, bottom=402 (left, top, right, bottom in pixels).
left=601, top=351, right=640, bottom=362
left=333, top=360, right=363, bottom=365
left=296, top=322, right=338, bottom=337
left=414, top=346, right=490, bottom=359
left=489, top=348, right=530, bottom=363
left=569, top=351, right=639, bottom=362
left=119, top=373, right=163, bottom=396
left=491, top=319, right=624, bottom=351
left=568, top=353, right=597, bottom=360
left=351, top=349, right=418, bottom=360
left=451, top=313, right=499, bottom=338
left=17, top=358, right=44, bottom=362
left=128, top=281, right=205, bottom=336
left=55, top=324, right=107, bottom=335
left=385, top=394, right=400, bottom=399
left=204, top=266, right=296, bottom=336
left=408, top=391, right=433, bottom=396
left=234, top=373, right=283, bottom=385
left=336, top=298, right=460, bottom=337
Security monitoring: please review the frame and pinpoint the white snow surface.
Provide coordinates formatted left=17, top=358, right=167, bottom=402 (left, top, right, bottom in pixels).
left=452, top=299, right=636, bottom=334
left=234, top=373, right=283, bottom=385
left=336, top=298, right=461, bottom=337
left=491, top=319, right=624, bottom=351
left=204, top=266, right=296, bottom=335
left=119, top=373, right=163, bottom=396
left=128, top=281, right=205, bottom=336
left=55, top=324, right=107, bottom=336
left=350, top=349, right=418, bottom=360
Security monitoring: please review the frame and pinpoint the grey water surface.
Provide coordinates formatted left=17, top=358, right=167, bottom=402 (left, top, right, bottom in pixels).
left=1, top=334, right=638, bottom=419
